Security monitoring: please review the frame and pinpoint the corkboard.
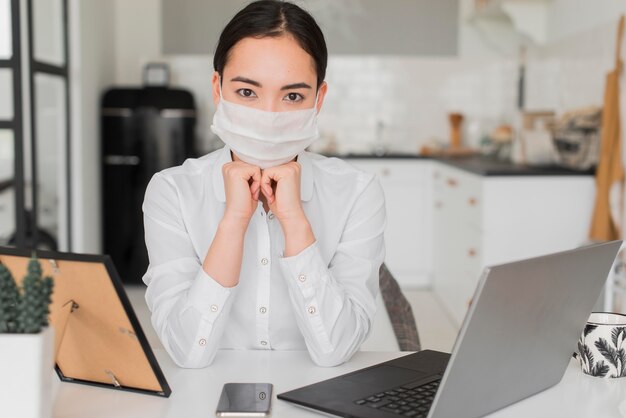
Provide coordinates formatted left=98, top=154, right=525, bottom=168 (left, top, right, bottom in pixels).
left=0, top=248, right=171, bottom=397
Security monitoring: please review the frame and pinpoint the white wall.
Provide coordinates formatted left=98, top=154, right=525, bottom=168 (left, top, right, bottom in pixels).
left=546, top=0, right=626, bottom=43
left=70, top=0, right=116, bottom=253
left=113, top=0, right=161, bottom=85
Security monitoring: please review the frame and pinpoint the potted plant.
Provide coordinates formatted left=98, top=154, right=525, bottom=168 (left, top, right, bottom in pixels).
left=0, top=257, right=55, bottom=418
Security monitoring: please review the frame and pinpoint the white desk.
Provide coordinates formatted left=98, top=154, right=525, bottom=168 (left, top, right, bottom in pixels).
left=52, top=348, right=626, bottom=418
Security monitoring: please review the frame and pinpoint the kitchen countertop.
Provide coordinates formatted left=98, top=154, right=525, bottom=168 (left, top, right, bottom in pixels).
left=323, top=153, right=595, bottom=177
left=327, top=152, right=431, bottom=160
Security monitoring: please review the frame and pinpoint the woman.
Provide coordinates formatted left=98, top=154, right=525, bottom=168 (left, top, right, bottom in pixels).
left=142, top=0, right=386, bottom=368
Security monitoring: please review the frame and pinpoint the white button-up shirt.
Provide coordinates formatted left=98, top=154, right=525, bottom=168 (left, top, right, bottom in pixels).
left=142, top=145, right=386, bottom=368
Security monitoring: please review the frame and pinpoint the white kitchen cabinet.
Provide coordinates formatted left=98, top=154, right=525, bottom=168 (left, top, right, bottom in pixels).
left=432, top=162, right=596, bottom=326
left=348, top=159, right=432, bottom=288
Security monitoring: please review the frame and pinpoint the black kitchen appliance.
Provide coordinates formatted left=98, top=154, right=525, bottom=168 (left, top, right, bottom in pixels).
left=101, top=65, right=197, bottom=284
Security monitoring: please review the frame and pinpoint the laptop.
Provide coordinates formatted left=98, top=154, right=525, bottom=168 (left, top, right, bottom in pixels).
left=278, top=240, right=622, bottom=418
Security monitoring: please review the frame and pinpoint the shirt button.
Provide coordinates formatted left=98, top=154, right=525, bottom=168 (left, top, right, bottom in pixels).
left=268, top=213, right=275, bottom=220
left=260, top=340, right=267, bottom=346
left=199, top=338, right=207, bottom=346
left=298, top=274, right=307, bottom=282
left=307, top=306, right=316, bottom=314
left=210, top=304, right=218, bottom=312
left=259, top=307, right=267, bottom=314
left=261, top=257, right=269, bottom=265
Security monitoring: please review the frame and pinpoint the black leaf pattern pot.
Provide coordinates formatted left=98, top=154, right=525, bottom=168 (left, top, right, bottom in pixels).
left=577, top=312, right=626, bottom=378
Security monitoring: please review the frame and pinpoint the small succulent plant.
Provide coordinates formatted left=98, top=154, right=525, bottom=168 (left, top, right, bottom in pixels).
left=0, top=257, right=54, bottom=334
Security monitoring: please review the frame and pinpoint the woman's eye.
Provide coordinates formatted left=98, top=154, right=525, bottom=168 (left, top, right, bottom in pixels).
left=284, top=92, right=304, bottom=102
left=236, top=88, right=257, bottom=98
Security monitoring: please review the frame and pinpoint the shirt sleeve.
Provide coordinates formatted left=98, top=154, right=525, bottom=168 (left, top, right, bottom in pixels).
left=277, top=175, right=386, bottom=367
left=142, top=172, right=236, bottom=368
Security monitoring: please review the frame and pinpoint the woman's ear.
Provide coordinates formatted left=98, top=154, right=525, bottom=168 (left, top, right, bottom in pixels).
left=315, top=81, right=328, bottom=113
left=211, top=71, right=221, bottom=107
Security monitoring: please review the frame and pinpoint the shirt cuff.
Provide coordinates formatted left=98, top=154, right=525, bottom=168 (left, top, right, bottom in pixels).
left=278, top=241, right=326, bottom=295
left=278, top=240, right=335, bottom=354
left=186, top=268, right=235, bottom=317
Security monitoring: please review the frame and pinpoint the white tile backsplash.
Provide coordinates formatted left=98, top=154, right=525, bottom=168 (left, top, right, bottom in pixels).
left=316, top=55, right=514, bottom=154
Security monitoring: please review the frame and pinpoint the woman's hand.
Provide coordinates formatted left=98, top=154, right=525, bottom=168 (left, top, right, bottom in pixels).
left=261, top=162, right=315, bottom=256
left=222, top=161, right=261, bottom=229
left=260, top=162, right=305, bottom=224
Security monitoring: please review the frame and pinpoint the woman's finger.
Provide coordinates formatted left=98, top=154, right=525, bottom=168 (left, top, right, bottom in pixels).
left=249, top=178, right=260, bottom=201
left=260, top=168, right=276, bottom=202
left=249, top=166, right=262, bottom=200
left=261, top=183, right=274, bottom=204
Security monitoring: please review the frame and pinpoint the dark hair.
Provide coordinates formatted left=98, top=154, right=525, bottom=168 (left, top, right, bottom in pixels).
left=214, top=0, right=327, bottom=89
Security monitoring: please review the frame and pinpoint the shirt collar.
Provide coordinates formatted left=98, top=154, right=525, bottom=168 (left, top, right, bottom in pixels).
left=212, top=146, right=314, bottom=203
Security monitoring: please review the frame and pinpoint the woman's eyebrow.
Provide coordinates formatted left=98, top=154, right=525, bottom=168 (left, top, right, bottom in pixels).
left=281, top=82, right=312, bottom=90
left=230, top=76, right=261, bottom=87
left=229, top=77, right=311, bottom=90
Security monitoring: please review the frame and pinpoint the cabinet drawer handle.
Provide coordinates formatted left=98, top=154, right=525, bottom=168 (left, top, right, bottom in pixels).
left=446, top=178, right=458, bottom=187
left=468, top=248, right=477, bottom=257
left=468, top=197, right=477, bottom=206
left=104, top=155, right=141, bottom=166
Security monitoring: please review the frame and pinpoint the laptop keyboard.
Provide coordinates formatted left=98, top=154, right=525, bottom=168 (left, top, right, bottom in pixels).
left=354, top=375, right=442, bottom=417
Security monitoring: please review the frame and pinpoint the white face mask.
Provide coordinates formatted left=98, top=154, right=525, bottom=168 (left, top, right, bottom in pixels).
left=210, top=80, right=320, bottom=169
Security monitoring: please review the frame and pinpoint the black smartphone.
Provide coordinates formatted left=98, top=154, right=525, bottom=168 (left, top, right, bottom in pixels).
left=215, top=383, right=273, bottom=417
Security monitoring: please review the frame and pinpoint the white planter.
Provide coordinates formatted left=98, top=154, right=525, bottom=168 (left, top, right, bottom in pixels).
left=0, top=326, right=55, bottom=418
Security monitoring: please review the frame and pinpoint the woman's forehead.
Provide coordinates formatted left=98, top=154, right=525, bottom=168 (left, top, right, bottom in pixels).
left=223, top=35, right=317, bottom=87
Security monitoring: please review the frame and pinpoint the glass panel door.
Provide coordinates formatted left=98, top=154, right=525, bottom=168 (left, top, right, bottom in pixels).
left=27, top=0, right=71, bottom=251
left=34, top=73, right=66, bottom=250
left=32, top=0, right=64, bottom=66
left=0, top=69, right=13, bottom=119
left=0, top=0, right=11, bottom=58
left=0, top=130, right=17, bottom=245
left=0, top=0, right=26, bottom=248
